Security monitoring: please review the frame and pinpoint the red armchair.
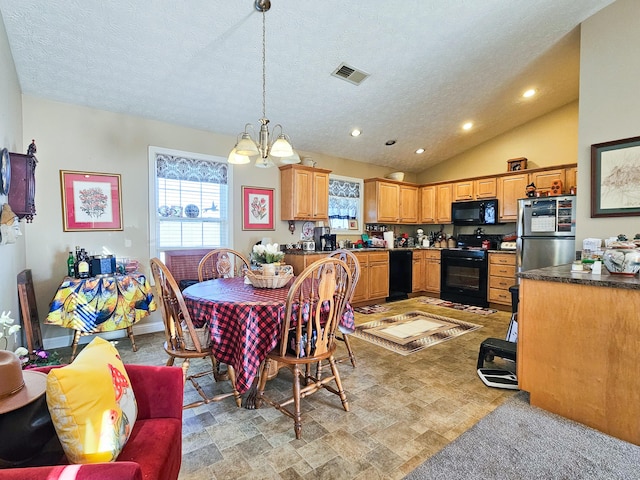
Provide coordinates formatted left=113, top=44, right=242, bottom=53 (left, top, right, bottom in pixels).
left=0, top=364, right=183, bottom=480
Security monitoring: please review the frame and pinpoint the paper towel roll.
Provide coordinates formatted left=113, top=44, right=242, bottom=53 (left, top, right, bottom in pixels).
left=383, top=231, right=395, bottom=249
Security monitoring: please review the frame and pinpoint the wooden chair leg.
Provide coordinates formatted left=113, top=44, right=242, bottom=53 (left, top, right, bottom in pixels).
left=254, top=360, right=271, bottom=409
left=126, top=326, right=138, bottom=352
left=342, top=334, right=357, bottom=368
left=225, top=364, right=242, bottom=408
left=70, top=330, right=82, bottom=362
left=292, top=364, right=302, bottom=440
left=328, top=356, right=349, bottom=412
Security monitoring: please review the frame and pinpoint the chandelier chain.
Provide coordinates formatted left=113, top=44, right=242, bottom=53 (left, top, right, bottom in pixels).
left=262, top=9, right=266, bottom=120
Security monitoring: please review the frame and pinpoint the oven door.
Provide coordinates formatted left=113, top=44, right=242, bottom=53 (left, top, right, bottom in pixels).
left=440, top=252, right=489, bottom=307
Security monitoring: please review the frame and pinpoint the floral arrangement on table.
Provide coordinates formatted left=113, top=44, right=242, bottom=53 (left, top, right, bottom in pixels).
left=1, top=310, right=61, bottom=368
left=251, top=243, right=285, bottom=265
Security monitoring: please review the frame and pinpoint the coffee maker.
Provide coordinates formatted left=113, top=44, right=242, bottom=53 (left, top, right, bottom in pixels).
left=313, top=226, right=336, bottom=251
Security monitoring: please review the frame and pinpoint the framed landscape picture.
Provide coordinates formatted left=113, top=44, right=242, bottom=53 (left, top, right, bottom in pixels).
left=591, top=136, right=640, bottom=217
left=60, top=170, right=123, bottom=231
left=242, top=186, right=275, bottom=230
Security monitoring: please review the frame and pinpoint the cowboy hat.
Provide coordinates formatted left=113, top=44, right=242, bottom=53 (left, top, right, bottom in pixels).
left=0, top=350, right=47, bottom=414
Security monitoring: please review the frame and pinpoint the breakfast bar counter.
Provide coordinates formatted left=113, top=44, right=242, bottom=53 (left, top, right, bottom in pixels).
left=516, top=264, right=640, bottom=445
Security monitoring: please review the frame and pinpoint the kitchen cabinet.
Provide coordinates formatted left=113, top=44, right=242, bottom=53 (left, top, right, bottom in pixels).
left=453, top=180, right=474, bottom=201
left=352, top=250, right=389, bottom=304
left=279, top=165, right=330, bottom=220
left=399, top=184, right=419, bottom=223
left=364, top=179, right=400, bottom=223
left=488, top=253, right=516, bottom=306
left=419, top=185, right=436, bottom=223
left=7, top=152, right=37, bottom=222
left=424, top=249, right=441, bottom=293
left=565, top=166, right=577, bottom=193
left=435, top=183, right=452, bottom=224
left=474, top=177, right=497, bottom=199
left=497, top=173, right=528, bottom=222
left=412, top=250, right=425, bottom=292
left=529, top=168, right=565, bottom=195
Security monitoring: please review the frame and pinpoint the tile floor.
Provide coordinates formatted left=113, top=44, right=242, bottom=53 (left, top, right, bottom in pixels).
left=68, top=298, right=516, bottom=479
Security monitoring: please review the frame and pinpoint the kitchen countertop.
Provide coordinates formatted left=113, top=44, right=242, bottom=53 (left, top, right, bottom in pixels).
left=284, top=247, right=516, bottom=255
left=517, top=263, right=640, bottom=290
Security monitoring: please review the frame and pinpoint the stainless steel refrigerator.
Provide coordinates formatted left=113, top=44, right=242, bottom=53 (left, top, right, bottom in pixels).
left=516, top=195, right=577, bottom=275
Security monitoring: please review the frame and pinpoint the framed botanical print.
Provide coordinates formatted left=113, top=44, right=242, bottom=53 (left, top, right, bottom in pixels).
left=242, top=186, right=275, bottom=230
left=60, top=170, right=123, bottom=231
left=591, top=136, right=640, bottom=217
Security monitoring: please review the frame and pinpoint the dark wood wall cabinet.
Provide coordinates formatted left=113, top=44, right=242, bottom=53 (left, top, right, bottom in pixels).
left=8, top=152, right=37, bottom=222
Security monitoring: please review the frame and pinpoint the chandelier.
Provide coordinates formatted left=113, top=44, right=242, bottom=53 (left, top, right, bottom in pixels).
left=228, top=0, right=300, bottom=168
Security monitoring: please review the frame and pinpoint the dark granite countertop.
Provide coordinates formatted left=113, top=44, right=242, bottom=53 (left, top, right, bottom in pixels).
left=517, top=264, right=640, bottom=290
left=284, top=247, right=516, bottom=255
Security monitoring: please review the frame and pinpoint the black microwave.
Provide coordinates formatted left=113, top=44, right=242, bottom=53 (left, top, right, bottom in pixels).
left=451, top=199, right=498, bottom=226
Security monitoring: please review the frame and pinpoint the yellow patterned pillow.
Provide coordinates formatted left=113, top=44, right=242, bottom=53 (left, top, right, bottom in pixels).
left=46, top=337, right=137, bottom=463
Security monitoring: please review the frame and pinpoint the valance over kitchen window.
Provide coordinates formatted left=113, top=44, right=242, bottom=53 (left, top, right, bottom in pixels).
left=328, top=176, right=363, bottom=233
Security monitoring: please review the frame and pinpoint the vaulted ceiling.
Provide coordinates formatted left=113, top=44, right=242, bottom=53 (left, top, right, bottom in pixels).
left=0, top=0, right=615, bottom=172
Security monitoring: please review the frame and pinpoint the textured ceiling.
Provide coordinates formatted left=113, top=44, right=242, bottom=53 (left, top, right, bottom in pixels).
left=0, top=0, right=614, bottom=172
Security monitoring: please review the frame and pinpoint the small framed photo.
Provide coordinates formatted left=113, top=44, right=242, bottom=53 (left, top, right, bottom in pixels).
left=60, top=170, right=123, bottom=231
left=349, top=219, right=358, bottom=230
left=242, top=186, right=275, bottom=230
left=591, top=136, right=640, bottom=217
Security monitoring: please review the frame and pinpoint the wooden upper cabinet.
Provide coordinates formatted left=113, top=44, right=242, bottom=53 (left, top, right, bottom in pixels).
left=399, top=184, right=419, bottom=223
left=497, top=173, right=528, bottom=222
left=364, top=179, right=400, bottom=223
left=279, top=165, right=331, bottom=221
left=529, top=168, right=565, bottom=195
left=474, top=177, right=497, bottom=199
left=453, top=180, right=474, bottom=201
left=565, top=167, right=577, bottom=193
left=419, top=185, right=436, bottom=223
left=436, top=183, right=452, bottom=223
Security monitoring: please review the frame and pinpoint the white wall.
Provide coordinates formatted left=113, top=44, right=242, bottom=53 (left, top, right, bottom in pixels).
left=576, top=0, right=640, bottom=245
left=0, top=10, right=25, bottom=352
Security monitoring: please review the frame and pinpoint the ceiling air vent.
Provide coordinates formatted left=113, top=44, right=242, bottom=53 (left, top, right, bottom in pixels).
left=331, top=63, right=369, bottom=86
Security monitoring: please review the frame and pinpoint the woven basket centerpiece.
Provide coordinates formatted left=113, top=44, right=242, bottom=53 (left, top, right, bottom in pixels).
left=245, top=265, right=293, bottom=289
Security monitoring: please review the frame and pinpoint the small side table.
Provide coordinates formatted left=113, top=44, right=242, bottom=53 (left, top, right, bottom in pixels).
left=45, top=273, right=156, bottom=360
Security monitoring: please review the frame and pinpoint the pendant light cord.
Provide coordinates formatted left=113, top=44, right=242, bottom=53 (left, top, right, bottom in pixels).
left=262, top=9, right=266, bottom=120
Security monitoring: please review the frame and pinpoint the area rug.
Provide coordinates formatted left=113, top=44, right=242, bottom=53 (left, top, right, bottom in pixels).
left=352, top=310, right=481, bottom=355
left=353, top=304, right=391, bottom=314
left=417, top=296, right=497, bottom=315
left=404, top=391, right=640, bottom=479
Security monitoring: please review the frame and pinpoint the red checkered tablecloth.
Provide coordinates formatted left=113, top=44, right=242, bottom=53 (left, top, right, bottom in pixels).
left=183, top=277, right=354, bottom=393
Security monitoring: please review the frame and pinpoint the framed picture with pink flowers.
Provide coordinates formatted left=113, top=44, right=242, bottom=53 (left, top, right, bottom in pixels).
left=242, top=186, right=274, bottom=230
left=60, top=170, right=123, bottom=231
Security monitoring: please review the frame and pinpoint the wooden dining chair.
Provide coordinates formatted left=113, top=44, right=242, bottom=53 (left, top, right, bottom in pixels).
left=150, top=257, right=241, bottom=409
left=17, top=269, right=44, bottom=360
left=197, top=248, right=251, bottom=282
left=255, top=257, right=352, bottom=439
left=327, top=249, right=360, bottom=367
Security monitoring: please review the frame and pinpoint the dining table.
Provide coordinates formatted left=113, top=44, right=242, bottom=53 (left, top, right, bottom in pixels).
left=182, top=276, right=355, bottom=401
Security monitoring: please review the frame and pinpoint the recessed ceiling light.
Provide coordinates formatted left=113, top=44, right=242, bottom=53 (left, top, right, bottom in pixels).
left=415, top=148, right=425, bottom=154
left=350, top=129, right=361, bottom=137
left=523, top=89, right=536, bottom=98
left=462, top=122, right=473, bottom=131
left=385, top=139, right=396, bottom=146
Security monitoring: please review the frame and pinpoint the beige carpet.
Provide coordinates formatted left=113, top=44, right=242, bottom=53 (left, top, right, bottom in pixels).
left=352, top=305, right=482, bottom=355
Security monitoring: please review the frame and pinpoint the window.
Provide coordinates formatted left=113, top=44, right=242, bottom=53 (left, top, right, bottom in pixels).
left=328, top=175, right=363, bottom=234
left=148, top=146, right=233, bottom=257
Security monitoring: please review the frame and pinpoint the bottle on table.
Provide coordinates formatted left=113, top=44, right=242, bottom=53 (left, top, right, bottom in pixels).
left=76, top=249, right=90, bottom=279
left=67, top=251, right=75, bottom=277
